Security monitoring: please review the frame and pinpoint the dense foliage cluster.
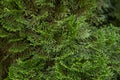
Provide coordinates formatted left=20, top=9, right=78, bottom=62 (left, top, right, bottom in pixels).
left=0, top=0, right=120, bottom=80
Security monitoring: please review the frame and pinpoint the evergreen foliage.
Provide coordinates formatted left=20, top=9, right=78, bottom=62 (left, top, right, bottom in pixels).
left=0, top=0, right=120, bottom=80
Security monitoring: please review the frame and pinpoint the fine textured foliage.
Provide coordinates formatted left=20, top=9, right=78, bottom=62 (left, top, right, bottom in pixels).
left=0, top=0, right=120, bottom=80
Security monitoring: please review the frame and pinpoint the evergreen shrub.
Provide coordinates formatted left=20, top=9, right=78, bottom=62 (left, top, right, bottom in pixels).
left=0, top=0, right=120, bottom=80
